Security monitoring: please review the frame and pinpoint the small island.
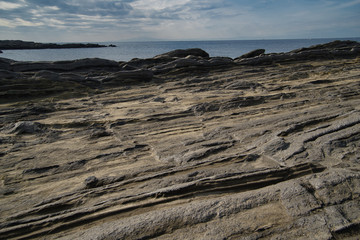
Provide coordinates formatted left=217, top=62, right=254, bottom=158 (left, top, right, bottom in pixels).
left=0, top=40, right=108, bottom=50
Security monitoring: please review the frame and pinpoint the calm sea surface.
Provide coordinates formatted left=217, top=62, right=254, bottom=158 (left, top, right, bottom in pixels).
left=1, top=38, right=359, bottom=62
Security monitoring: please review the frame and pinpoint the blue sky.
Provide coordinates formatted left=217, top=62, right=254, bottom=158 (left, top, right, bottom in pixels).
left=0, top=0, right=359, bottom=42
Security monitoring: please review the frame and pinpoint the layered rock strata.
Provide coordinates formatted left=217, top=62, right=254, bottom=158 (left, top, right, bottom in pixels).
left=0, top=41, right=360, bottom=239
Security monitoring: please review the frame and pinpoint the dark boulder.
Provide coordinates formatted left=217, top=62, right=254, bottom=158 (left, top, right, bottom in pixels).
left=237, top=49, right=265, bottom=59
left=154, top=48, right=210, bottom=59
left=85, top=176, right=99, bottom=188
left=127, top=49, right=211, bottom=69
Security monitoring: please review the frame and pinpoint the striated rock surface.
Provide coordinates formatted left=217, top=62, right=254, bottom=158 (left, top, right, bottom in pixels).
left=1, top=40, right=360, bottom=239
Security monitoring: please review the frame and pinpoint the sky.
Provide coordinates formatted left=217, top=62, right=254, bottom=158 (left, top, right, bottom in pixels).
left=0, top=0, right=359, bottom=42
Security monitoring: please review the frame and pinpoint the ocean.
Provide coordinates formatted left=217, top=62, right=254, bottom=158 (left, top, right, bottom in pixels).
left=1, top=38, right=359, bottom=62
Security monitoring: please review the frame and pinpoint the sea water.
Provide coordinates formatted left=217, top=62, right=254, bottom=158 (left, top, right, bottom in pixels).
left=1, top=38, right=359, bottom=62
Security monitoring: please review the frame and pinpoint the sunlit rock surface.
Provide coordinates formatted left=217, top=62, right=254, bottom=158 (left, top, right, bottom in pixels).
left=1, top=41, right=360, bottom=239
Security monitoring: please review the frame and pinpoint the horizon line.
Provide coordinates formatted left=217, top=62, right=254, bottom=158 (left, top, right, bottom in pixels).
left=1, top=36, right=359, bottom=44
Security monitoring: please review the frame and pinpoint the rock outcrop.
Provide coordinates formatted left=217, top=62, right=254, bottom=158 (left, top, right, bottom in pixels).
left=10, top=58, right=121, bottom=72
left=237, top=48, right=265, bottom=58
left=0, top=40, right=360, bottom=239
left=235, top=40, right=360, bottom=65
left=154, top=48, right=210, bottom=59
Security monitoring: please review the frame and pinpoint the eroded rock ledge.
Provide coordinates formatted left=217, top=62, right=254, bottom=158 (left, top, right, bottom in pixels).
left=1, top=40, right=360, bottom=239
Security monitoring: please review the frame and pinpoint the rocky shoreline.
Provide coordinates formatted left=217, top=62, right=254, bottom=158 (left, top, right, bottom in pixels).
left=1, top=40, right=360, bottom=239
left=0, top=40, right=109, bottom=51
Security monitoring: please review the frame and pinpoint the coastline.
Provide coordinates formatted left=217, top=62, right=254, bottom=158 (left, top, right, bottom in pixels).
left=0, top=40, right=110, bottom=50
left=1, top=37, right=360, bottom=62
left=1, top=40, right=360, bottom=239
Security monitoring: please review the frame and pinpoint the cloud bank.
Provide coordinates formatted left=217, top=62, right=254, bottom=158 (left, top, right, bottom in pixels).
left=0, top=0, right=359, bottom=42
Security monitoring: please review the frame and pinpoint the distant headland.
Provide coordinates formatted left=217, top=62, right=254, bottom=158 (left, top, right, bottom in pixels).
left=0, top=40, right=113, bottom=50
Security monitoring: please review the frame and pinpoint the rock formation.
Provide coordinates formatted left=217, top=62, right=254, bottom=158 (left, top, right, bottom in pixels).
left=237, top=48, right=265, bottom=58
left=0, top=40, right=360, bottom=239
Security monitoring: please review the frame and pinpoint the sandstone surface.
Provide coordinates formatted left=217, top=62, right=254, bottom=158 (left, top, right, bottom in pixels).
left=1, top=41, right=360, bottom=239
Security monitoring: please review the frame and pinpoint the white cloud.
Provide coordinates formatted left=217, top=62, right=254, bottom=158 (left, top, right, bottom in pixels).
left=0, top=0, right=359, bottom=42
left=15, top=17, right=43, bottom=27
left=0, top=18, right=12, bottom=27
left=337, top=0, right=360, bottom=8
left=131, top=0, right=191, bottom=11
left=0, top=1, right=23, bottom=10
left=43, top=6, right=60, bottom=11
left=0, top=17, right=43, bottom=27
